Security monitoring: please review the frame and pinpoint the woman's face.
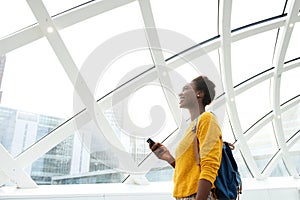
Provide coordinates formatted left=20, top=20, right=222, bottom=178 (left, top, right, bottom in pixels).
left=178, top=82, right=198, bottom=109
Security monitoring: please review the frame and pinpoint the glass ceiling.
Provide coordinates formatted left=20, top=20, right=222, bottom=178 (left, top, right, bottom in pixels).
left=0, top=0, right=299, bottom=188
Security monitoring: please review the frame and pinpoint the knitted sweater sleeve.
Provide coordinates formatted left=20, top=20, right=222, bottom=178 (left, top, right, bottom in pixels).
left=197, top=112, right=223, bottom=185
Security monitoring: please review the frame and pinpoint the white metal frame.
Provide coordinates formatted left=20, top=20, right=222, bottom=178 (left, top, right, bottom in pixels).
left=269, top=0, right=300, bottom=178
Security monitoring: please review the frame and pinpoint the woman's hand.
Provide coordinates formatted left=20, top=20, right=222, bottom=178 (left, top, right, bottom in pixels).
left=150, top=142, right=175, bottom=168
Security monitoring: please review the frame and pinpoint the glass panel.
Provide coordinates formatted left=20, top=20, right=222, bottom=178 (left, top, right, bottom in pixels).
left=246, top=122, right=279, bottom=172
left=0, top=1, right=37, bottom=38
left=151, top=0, right=218, bottom=56
left=1, top=38, right=77, bottom=119
left=0, top=106, right=17, bottom=153
left=146, top=166, right=173, bottom=182
left=47, top=120, right=130, bottom=185
left=59, top=1, right=144, bottom=71
left=220, top=113, right=236, bottom=143
left=231, top=0, right=286, bottom=30
left=282, top=102, right=300, bottom=142
left=0, top=106, right=65, bottom=157
left=231, top=30, right=277, bottom=86
left=94, top=50, right=154, bottom=100
left=234, top=150, right=252, bottom=178
left=0, top=38, right=78, bottom=156
left=280, top=67, right=300, bottom=105
left=43, top=0, right=92, bottom=16
left=30, top=134, right=74, bottom=185
left=289, top=140, right=300, bottom=175
left=285, top=19, right=300, bottom=62
left=235, top=79, right=272, bottom=132
left=269, top=158, right=289, bottom=177
left=105, top=78, right=178, bottom=149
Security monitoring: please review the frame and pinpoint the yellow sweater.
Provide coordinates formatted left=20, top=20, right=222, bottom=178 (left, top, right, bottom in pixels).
left=173, top=112, right=222, bottom=198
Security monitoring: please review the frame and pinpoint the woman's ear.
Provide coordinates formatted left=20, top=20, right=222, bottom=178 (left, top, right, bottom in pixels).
left=196, top=90, right=204, bottom=98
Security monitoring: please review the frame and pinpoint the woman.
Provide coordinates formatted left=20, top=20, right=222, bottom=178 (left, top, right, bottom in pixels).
left=150, top=76, right=223, bottom=200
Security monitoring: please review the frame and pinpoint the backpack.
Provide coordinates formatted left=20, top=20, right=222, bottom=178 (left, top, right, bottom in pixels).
left=192, top=115, right=242, bottom=200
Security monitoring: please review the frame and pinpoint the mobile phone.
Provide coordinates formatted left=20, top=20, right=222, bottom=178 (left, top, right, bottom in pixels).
left=147, top=138, right=155, bottom=148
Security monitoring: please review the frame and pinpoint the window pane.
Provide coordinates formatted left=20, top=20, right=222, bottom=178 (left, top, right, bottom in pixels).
left=30, top=135, right=74, bottom=184
left=105, top=78, right=178, bottom=147
left=0, top=106, right=17, bottom=153
left=0, top=1, right=36, bottom=38
left=285, top=20, right=300, bottom=62
left=151, top=0, right=218, bottom=56
left=94, top=50, right=154, bottom=100
left=269, top=158, right=289, bottom=177
left=247, top=122, right=278, bottom=172
left=282, top=102, right=300, bottom=142
left=43, top=0, right=92, bottom=16
left=235, top=79, right=272, bottom=132
left=231, top=0, right=286, bottom=30
left=50, top=120, right=130, bottom=185
left=234, top=150, right=252, bottom=178
left=280, top=67, right=300, bottom=105
left=289, top=140, right=300, bottom=175
left=146, top=166, right=173, bottom=182
left=59, top=1, right=144, bottom=70
left=1, top=38, right=77, bottom=119
left=0, top=106, right=64, bottom=157
left=220, top=112, right=236, bottom=143
left=231, top=30, right=276, bottom=86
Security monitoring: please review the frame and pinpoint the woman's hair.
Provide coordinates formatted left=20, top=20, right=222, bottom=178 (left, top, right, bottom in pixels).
left=192, top=76, right=216, bottom=106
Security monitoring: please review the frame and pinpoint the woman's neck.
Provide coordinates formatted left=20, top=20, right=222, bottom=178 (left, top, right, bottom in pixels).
left=190, top=106, right=205, bottom=121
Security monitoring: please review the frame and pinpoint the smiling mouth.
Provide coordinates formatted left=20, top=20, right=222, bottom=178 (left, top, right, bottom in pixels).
left=179, top=98, right=184, bottom=104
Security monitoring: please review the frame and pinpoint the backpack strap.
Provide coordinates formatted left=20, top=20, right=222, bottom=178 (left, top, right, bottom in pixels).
left=192, top=116, right=200, bottom=165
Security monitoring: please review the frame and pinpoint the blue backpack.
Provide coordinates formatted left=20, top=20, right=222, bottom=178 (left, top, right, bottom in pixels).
left=214, top=142, right=242, bottom=199
left=193, top=117, right=242, bottom=200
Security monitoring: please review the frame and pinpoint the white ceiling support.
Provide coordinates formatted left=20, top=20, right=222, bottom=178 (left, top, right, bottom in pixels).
left=271, top=0, right=300, bottom=178
left=0, top=26, right=42, bottom=55
left=138, top=0, right=181, bottom=126
left=283, top=59, right=300, bottom=72
left=55, top=0, right=136, bottom=29
left=26, top=0, right=141, bottom=182
left=0, top=0, right=136, bottom=55
left=0, top=144, right=37, bottom=188
left=231, top=18, right=285, bottom=43
left=218, top=0, right=263, bottom=179
left=262, top=91, right=299, bottom=177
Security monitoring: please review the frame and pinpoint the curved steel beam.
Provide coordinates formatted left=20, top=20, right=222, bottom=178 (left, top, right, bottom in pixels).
left=218, top=0, right=263, bottom=179
left=270, top=0, right=300, bottom=178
